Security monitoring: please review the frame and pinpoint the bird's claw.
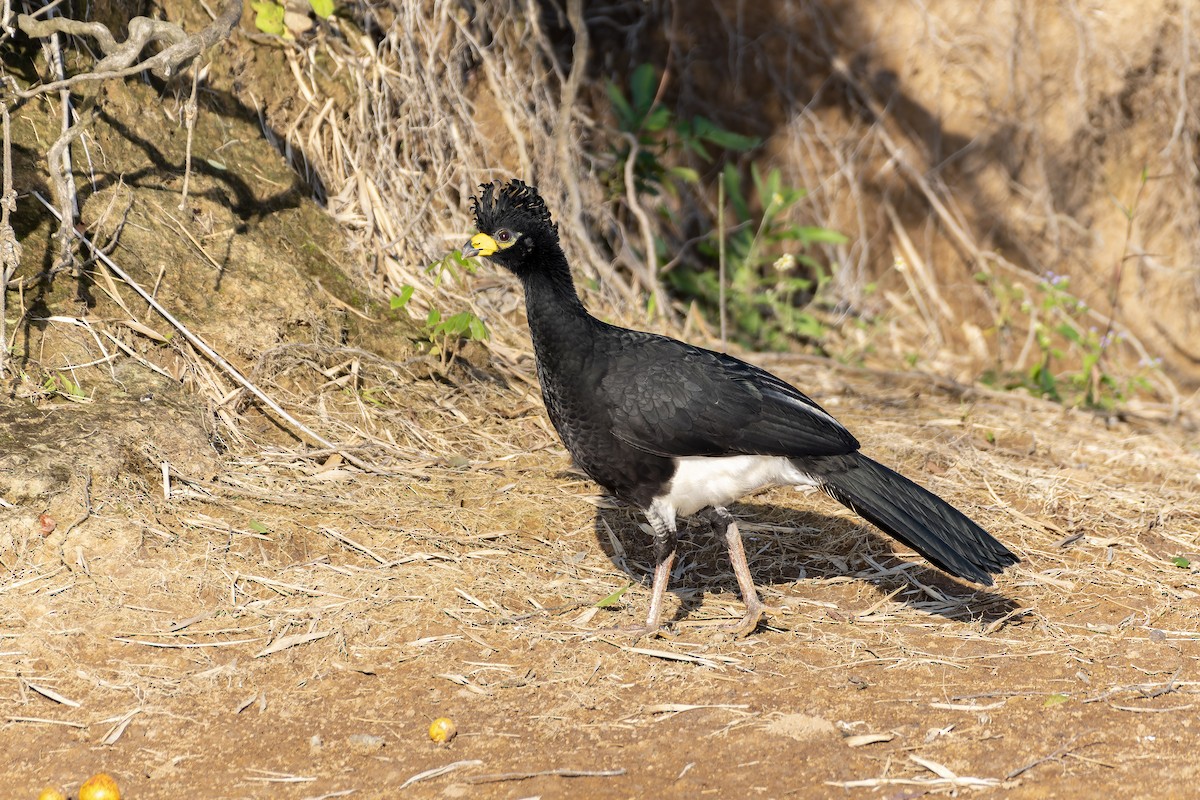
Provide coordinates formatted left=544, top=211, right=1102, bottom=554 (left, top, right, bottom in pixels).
left=718, top=602, right=769, bottom=638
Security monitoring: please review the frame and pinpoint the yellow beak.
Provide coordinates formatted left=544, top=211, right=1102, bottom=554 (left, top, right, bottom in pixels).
left=461, top=233, right=498, bottom=258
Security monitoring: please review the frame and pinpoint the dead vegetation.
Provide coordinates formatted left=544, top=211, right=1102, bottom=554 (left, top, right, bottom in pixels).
left=1, top=1, right=1199, bottom=798
left=232, top=0, right=1200, bottom=409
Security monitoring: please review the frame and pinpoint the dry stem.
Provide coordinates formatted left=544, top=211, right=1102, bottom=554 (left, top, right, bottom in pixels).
left=15, top=0, right=242, bottom=94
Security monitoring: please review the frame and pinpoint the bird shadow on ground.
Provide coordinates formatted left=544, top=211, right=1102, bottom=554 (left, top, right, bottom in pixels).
left=591, top=499, right=1020, bottom=631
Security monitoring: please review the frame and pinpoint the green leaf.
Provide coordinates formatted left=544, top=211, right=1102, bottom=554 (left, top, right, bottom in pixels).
left=630, top=64, right=658, bottom=116
left=1057, top=323, right=1082, bottom=344
left=390, top=285, right=415, bottom=310
left=755, top=164, right=777, bottom=203
left=1042, top=693, right=1069, bottom=707
left=712, top=129, right=761, bottom=151
left=606, top=82, right=634, bottom=129
left=768, top=165, right=787, bottom=201
left=431, top=260, right=449, bottom=287
left=1172, top=556, right=1191, bottom=568
left=455, top=250, right=476, bottom=271
left=780, top=186, right=806, bottom=205
left=427, top=310, right=488, bottom=342
left=791, top=312, right=826, bottom=339
left=467, top=315, right=489, bottom=341
left=782, top=275, right=814, bottom=293
left=443, top=311, right=472, bottom=336
left=308, top=0, right=334, bottom=18
left=796, top=226, right=848, bottom=244
left=667, top=166, right=700, bottom=184
left=692, top=116, right=760, bottom=151
left=683, top=136, right=711, bottom=161
left=642, top=105, right=672, bottom=133
left=252, top=0, right=286, bottom=35
left=722, top=164, right=749, bottom=221
left=248, top=521, right=270, bottom=534
left=594, top=583, right=632, bottom=608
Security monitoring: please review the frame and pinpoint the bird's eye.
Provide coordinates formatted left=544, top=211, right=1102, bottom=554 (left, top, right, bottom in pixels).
left=496, top=229, right=512, bottom=243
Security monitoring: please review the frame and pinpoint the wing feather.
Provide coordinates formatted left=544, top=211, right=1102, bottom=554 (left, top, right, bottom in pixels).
left=599, top=333, right=859, bottom=458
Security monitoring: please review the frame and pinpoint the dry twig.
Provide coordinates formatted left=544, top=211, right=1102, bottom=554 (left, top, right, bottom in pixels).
left=15, top=1, right=242, bottom=94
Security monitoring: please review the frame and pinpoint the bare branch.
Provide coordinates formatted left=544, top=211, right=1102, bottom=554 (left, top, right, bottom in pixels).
left=45, top=107, right=93, bottom=271
left=0, top=104, right=20, bottom=378
left=15, top=0, right=243, bottom=96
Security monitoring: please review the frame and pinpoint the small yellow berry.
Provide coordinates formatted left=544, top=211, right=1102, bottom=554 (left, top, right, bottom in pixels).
left=79, top=773, right=121, bottom=800
left=37, top=788, right=66, bottom=800
left=428, top=716, right=457, bottom=743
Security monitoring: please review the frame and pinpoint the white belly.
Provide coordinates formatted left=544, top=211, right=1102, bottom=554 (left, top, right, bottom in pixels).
left=657, top=455, right=820, bottom=518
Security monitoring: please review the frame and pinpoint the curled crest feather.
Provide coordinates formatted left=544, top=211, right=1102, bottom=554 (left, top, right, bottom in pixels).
left=470, top=179, right=557, bottom=238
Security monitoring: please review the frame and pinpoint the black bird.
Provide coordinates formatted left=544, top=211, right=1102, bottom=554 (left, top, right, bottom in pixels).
left=462, top=179, right=1018, bottom=636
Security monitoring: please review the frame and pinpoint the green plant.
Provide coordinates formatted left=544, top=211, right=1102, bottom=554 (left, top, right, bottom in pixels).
left=593, top=583, right=632, bottom=608
left=981, top=166, right=1165, bottom=411
left=392, top=250, right=490, bottom=361
left=252, top=0, right=333, bottom=38
left=604, top=65, right=848, bottom=350
left=425, top=308, right=489, bottom=345
left=670, top=164, right=847, bottom=350
left=41, top=373, right=87, bottom=400
left=605, top=64, right=759, bottom=198
left=979, top=273, right=1156, bottom=410
left=389, top=285, right=414, bottom=311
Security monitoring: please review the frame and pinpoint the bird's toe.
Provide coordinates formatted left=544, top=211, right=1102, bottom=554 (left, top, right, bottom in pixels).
left=718, top=601, right=769, bottom=638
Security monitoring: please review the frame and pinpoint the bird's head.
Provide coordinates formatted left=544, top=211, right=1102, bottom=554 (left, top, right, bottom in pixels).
left=462, top=180, right=559, bottom=276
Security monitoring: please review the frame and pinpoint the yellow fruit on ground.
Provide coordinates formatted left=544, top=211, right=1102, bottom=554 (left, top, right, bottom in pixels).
left=36, top=788, right=66, bottom=800
left=79, top=772, right=121, bottom=800
left=428, top=716, right=457, bottom=743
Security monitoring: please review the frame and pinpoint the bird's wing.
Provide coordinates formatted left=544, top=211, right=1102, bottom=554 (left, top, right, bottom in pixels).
left=599, top=333, right=860, bottom=458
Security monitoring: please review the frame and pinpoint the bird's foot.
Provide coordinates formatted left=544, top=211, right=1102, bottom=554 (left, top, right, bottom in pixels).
left=719, top=601, right=769, bottom=638
left=621, top=622, right=668, bottom=639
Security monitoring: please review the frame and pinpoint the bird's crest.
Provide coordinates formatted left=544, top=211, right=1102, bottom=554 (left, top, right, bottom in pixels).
left=470, top=179, right=557, bottom=237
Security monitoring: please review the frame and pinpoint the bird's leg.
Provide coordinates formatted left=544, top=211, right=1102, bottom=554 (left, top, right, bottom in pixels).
left=616, top=503, right=677, bottom=637
left=713, top=506, right=766, bottom=636
left=639, top=541, right=676, bottom=635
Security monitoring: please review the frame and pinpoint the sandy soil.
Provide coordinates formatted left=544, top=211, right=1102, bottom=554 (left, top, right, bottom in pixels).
left=4, top=5, right=1200, bottom=799
left=4, top=350, right=1200, bottom=799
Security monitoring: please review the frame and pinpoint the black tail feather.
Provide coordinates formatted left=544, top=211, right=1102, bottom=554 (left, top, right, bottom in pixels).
left=802, top=453, right=1019, bottom=584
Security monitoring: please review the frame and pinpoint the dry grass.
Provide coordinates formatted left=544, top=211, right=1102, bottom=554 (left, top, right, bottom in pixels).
left=5, top=349, right=1198, bottom=795
left=3, top=1, right=1200, bottom=796
left=231, top=0, right=1200, bottom=413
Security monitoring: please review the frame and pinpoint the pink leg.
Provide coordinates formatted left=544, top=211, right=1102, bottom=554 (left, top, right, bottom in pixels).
left=717, top=508, right=766, bottom=636
left=603, top=550, right=676, bottom=638
left=614, top=505, right=678, bottom=637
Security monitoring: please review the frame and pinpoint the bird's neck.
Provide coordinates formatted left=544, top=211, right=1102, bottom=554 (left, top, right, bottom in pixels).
left=520, top=252, right=593, bottom=341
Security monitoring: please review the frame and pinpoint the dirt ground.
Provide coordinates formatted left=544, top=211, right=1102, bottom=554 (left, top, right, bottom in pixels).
left=4, top=5, right=1200, bottom=799
left=4, top=356, right=1200, bottom=800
